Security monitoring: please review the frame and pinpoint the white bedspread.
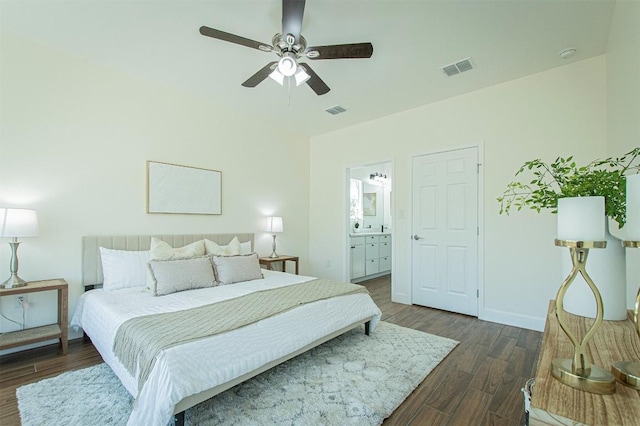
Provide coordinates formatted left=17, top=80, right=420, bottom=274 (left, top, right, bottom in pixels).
left=71, top=270, right=381, bottom=426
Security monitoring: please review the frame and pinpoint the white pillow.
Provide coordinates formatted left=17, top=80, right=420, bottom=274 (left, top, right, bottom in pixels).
left=212, top=253, right=263, bottom=285
left=99, top=247, right=151, bottom=291
left=147, top=238, right=206, bottom=287
left=204, top=236, right=244, bottom=256
left=240, top=240, right=252, bottom=255
left=147, top=256, right=217, bottom=296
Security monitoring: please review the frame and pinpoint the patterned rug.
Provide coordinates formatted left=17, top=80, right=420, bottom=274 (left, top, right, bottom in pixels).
left=17, top=321, right=458, bottom=426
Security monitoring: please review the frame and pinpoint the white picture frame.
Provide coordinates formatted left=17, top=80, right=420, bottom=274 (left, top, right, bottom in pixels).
left=147, top=161, right=222, bottom=215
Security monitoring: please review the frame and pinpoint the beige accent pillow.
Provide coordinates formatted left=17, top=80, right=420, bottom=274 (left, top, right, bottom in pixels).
left=148, top=256, right=217, bottom=296
left=204, top=236, right=242, bottom=256
left=212, top=253, right=263, bottom=285
left=150, top=238, right=205, bottom=260
left=147, top=238, right=206, bottom=288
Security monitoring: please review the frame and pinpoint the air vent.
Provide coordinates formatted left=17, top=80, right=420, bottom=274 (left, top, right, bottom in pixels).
left=442, top=57, right=474, bottom=77
left=442, top=64, right=459, bottom=77
left=325, top=105, right=347, bottom=115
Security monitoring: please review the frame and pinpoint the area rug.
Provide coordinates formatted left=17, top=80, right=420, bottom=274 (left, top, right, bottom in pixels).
left=17, top=321, right=458, bottom=426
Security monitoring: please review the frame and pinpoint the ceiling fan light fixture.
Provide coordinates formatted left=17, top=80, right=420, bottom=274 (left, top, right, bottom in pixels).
left=294, top=67, right=310, bottom=86
left=268, top=69, right=285, bottom=85
left=277, top=55, right=297, bottom=77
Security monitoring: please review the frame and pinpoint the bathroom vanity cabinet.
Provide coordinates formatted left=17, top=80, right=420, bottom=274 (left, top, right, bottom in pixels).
left=350, top=233, right=391, bottom=282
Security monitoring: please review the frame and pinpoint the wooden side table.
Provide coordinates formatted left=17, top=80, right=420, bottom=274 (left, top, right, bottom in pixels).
left=259, top=255, right=299, bottom=275
left=0, top=278, right=68, bottom=355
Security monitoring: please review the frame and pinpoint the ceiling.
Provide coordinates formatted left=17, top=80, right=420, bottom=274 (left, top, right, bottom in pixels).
left=0, top=0, right=616, bottom=137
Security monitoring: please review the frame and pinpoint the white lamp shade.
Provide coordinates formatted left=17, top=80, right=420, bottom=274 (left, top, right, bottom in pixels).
left=626, top=174, right=640, bottom=241
left=557, top=196, right=605, bottom=241
left=0, top=208, right=39, bottom=238
left=268, top=69, right=285, bottom=86
left=294, top=67, right=310, bottom=86
left=265, top=216, right=283, bottom=233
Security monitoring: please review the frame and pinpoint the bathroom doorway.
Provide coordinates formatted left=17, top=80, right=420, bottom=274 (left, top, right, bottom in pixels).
left=346, top=161, right=393, bottom=286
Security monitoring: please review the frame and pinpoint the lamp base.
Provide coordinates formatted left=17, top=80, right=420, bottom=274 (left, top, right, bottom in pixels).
left=0, top=274, right=27, bottom=289
left=551, top=358, right=616, bottom=394
left=269, top=234, right=278, bottom=258
left=611, top=361, right=640, bottom=390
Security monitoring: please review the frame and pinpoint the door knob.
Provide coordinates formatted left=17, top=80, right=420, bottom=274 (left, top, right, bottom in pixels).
left=413, top=234, right=423, bottom=240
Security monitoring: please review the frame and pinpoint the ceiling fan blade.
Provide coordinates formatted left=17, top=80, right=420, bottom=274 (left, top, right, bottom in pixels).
left=199, top=26, right=273, bottom=52
left=282, top=0, right=306, bottom=44
left=241, top=61, right=278, bottom=88
left=306, top=42, right=373, bottom=60
left=299, top=63, right=330, bottom=95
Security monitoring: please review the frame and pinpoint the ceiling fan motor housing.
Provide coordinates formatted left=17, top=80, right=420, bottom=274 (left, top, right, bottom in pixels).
left=272, top=33, right=307, bottom=59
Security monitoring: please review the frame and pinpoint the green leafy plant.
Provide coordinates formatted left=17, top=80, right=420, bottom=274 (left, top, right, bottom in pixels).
left=498, top=147, right=640, bottom=227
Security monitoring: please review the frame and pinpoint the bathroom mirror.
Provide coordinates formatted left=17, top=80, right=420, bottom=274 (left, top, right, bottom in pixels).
left=349, top=162, right=392, bottom=233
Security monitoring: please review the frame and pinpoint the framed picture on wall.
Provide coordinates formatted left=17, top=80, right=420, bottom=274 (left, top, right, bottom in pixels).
left=147, top=161, right=222, bottom=214
left=363, top=192, right=377, bottom=216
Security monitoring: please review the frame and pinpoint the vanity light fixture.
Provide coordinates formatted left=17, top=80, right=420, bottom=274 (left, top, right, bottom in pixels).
left=370, top=172, right=388, bottom=183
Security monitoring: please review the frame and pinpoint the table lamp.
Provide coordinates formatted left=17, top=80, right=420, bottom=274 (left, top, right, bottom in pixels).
left=0, top=208, right=39, bottom=288
left=265, top=216, right=283, bottom=258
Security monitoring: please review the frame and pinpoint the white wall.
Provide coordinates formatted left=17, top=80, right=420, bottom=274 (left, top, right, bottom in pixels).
left=606, top=0, right=640, bottom=309
left=310, top=56, right=607, bottom=331
left=0, top=34, right=310, bottom=350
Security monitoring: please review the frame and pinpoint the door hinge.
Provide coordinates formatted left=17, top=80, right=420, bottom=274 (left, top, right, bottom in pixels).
left=477, top=227, right=479, bottom=236
left=477, top=163, right=481, bottom=173
left=477, top=289, right=479, bottom=298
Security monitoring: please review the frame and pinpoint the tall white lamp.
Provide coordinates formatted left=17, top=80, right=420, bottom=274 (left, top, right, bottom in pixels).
left=265, top=216, right=283, bottom=258
left=0, top=208, right=39, bottom=288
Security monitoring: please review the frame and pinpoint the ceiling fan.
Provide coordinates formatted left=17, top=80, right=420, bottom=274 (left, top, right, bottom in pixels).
left=199, top=0, right=373, bottom=96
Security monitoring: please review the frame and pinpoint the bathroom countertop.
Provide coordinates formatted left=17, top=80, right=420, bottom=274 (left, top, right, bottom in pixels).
left=349, top=232, right=392, bottom=237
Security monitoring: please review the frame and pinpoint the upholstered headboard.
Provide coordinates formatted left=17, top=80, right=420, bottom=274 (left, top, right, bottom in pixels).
left=82, top=233, right=254, bottom=286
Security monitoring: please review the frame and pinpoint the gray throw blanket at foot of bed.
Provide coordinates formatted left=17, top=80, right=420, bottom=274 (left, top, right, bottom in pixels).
left=113, top=279, right=369, bottom=389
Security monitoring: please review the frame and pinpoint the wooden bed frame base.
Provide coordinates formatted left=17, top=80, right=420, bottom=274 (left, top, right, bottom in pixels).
left=172, top=318, right=373, bottom=426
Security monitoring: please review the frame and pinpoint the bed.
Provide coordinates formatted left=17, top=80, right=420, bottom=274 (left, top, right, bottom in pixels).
left=71, top=233, right=382, bottom=426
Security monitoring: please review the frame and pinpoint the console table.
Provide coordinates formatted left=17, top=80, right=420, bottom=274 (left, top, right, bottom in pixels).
left=0, top=278, right=68, bottom=355
left=530, top=301, right=640, bottom=425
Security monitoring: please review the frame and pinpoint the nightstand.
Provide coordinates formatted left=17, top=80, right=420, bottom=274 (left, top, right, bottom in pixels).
left=259, top=255, right=299, bottom=275
left=0, top=278, right=68, bottom=355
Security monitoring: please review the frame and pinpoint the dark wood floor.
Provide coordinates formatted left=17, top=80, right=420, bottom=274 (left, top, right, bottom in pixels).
left=0, top=275, right=541, bottom=425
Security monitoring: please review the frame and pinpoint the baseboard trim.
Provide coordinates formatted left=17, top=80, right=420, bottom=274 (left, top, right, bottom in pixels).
left=480, top=308, right=546, bottom=332
left=352, top=271, right=391, bottom=284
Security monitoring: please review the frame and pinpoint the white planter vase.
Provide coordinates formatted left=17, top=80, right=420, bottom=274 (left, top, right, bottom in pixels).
left=561, top=220, right=627, bottom=320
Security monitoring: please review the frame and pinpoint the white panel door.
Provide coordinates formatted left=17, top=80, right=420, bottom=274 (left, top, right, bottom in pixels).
left=411, top=147, right=478, bottom=316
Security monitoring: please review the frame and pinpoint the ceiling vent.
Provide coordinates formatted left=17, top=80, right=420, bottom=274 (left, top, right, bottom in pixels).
left=442, top=58, right=474, bottom=77
left=325, top=105, right=347, bottom=115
